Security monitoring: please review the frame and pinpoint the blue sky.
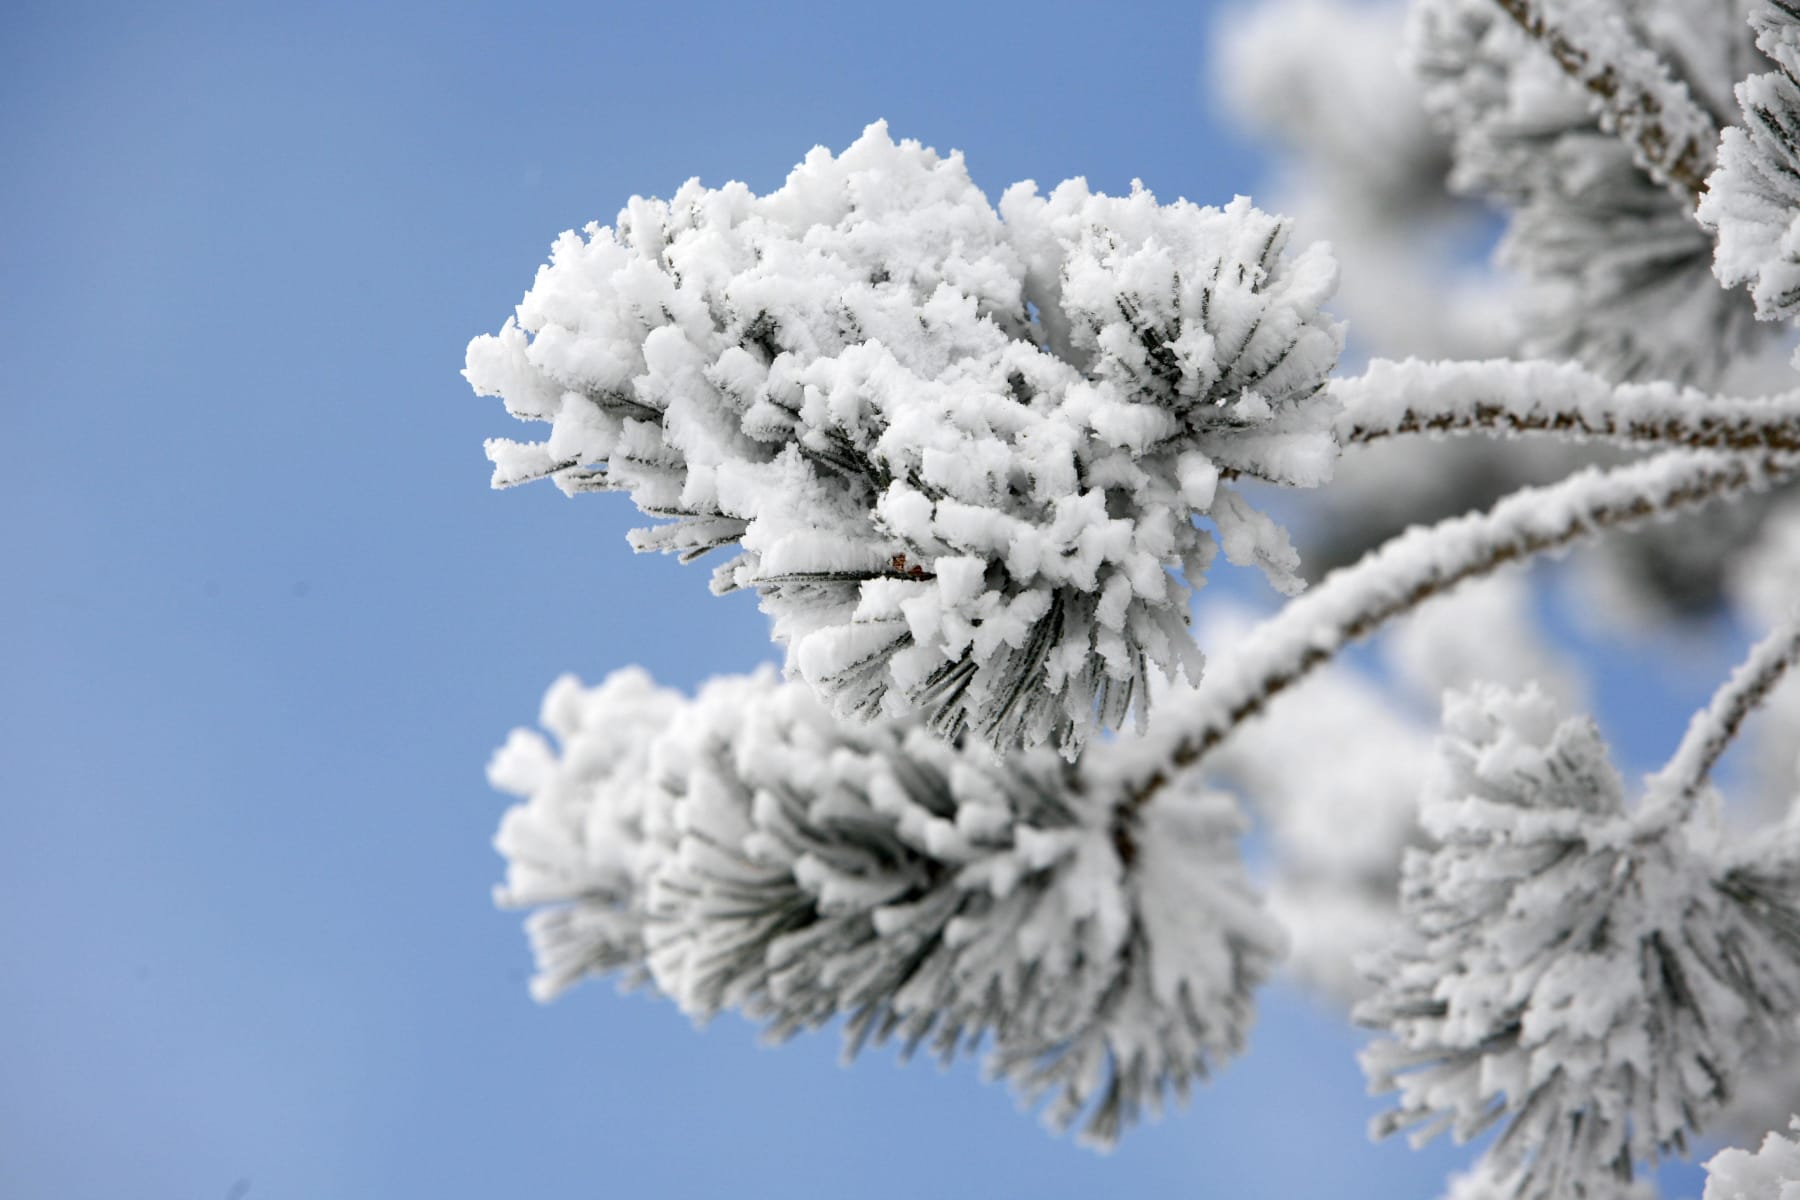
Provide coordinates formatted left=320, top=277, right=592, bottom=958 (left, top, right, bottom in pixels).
left=0, top=3, right=1729, bottom=1197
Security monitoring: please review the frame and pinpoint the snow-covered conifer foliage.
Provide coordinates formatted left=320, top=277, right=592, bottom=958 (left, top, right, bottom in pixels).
left=1409, top=0, right=1765, bottom=384
left=1359, top=684, right=1800, bottom=1199
left=490, top=667, right=1281, bottom=1145
left=489, top=670, right=681, bottom=1000
left=472, top=3, right=1800, bottom=1192
left=1702, top=3, right=1800, bottom=327
left=466, top=123, right=1344, bottom=754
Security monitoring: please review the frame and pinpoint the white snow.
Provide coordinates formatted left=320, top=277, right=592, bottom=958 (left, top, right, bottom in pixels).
left=468, top=123, right=1344, bottom=755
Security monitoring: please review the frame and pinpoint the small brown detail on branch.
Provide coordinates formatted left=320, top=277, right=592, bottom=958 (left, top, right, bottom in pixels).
left=889, top=553, right=929, bottom=578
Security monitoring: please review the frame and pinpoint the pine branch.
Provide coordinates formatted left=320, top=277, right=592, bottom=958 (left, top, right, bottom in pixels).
left=1698, top=2, right=1800, bottom=324
left=1488, top=0, right=1719, bottom=204
left=468, top=124, right=1348, bottom=757
left=1644, top=607, right=1800, bottom=823
left=1358, top=684, right=1800, bottom=1200
left=491, top=667, right=1283, bottom=1147
left=1412, top=0, right=1765, bottom=383
left=1336, top=358, right=1800, bottom=455
left=1102, top=450, right=1800, bottom=818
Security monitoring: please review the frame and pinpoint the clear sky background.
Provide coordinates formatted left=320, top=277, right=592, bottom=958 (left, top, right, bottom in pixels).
left=0, top=3, right=1729, bottom=1198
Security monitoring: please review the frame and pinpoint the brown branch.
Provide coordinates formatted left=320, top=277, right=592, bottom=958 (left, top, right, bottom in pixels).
left=1345, top=397, right=1800, bottom=456
left=1102, top=450, right=1800, bottom=839
left=1345, top=404, right=1800, bottom=454
left=1491, top=0, right=1718, bottom=204
left=1334, top=358, right=1800, bottom=456
left=1643, top=610, right=1800, bottom=825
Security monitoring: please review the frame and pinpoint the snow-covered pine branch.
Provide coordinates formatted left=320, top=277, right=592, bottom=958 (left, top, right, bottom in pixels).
left=1210, top=0, right=1497, bottom=361
left=1357, top=684, right=1800, bottom=1200
left=471, top=49, right=1800, bottom=1190
left=1335, top=358, right=1800, bottom=453
left=466, top=124, right=1344, bottom=757
left=1486, top=0, right=1719, bottom=202
left=490, top=667, right=1283, bottom=1147
left=1193, top=574, right=1583, bottom=1003
left=491, top=669, right=685, bottom=1000
left=1221, top=0, right=1788, bottom=628
left=1701, top=2, right=1800, bottom=327
left=1410, top=0, right=1763, bottom=383
left=1647, top=608, right=1800, bottom=815
left=1097, top=448, right=1800, bottom=808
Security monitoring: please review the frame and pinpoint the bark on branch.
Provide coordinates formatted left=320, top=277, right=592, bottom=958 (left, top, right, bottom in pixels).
left=1491, top=0, right=1719, bottom=204
left=1335, top=358, right=1800, bottom=456
left=1102, top=449, right=1800, bottom=829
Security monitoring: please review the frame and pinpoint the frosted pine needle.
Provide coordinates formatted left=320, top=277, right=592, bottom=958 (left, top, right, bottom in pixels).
left=1359, top=685, right=1800, bottom=1200
left=492, top=667, right=1285, bottom=1146
left=1701, top=3, right=1800, bottom=330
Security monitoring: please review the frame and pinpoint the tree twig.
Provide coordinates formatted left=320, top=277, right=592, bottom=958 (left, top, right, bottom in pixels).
left=1336, top=358, right=1800, bottom=456
left=1490, top=0, right=1718, bottom=204
left=1643, top=608, right=1800, bottom=826
left=1100, top=450, right=1800, bottom=830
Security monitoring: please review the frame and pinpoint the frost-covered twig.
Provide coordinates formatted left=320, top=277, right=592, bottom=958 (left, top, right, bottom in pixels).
left=1336, top=358, right=1800, bottom=454
left=1196, top=575, right=1588, bottom=1004
left=1646, top=607, right=1800, bottom=821
left=1101, top=449, right=1800, bottom=813
left=1489, top=0, right=1720, bottom=202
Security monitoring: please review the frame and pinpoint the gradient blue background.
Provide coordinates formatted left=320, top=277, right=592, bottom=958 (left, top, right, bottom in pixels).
left=1, top=3, right=1730, bottom=1197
